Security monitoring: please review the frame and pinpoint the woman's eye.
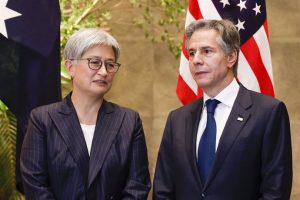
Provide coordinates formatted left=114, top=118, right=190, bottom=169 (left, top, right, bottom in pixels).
left=106, top=63, right=114, bottom=68
left=91, top=60, right=100, bottom=65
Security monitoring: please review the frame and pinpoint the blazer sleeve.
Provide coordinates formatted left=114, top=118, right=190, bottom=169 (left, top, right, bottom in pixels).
left=20, top=109, right=56, bottom=200
left=122, top=112, right=151, bottom=200
left=153, top=112, right=175, bottom=200
left=259, top=102, right=293, bottom=200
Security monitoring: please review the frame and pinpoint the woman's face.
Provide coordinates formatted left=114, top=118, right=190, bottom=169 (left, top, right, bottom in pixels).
left=67, top=45, right=117, bottom=98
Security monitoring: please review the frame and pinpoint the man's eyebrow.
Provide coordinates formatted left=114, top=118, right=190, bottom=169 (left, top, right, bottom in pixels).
left=188, top=46, right=211, bottom=50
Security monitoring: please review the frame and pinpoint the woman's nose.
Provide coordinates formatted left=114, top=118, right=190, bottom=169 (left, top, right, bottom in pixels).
left=97, top=64, right=108, bottom=76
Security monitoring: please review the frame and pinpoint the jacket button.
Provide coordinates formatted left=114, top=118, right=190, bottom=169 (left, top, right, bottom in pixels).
left=201, top=193, right=205, bottom=198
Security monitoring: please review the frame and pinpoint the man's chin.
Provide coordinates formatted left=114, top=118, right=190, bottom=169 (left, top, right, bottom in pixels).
left=195, top=79, right=209, bottom=88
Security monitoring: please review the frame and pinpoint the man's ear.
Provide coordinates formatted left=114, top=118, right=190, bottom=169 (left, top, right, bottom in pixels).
left=227, top=50, right=238, bottom=69
left=65, top=59, right=74, bottom=78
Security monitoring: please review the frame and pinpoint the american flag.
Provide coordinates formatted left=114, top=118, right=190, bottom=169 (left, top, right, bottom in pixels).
left=176, top=0, right=274, bottom=104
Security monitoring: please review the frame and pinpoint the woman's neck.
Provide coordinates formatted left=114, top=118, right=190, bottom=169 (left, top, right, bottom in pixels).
left=71, top=92, right=103, bottom=125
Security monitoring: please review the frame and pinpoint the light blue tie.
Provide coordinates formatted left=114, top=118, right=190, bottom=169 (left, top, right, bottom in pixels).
left=198, top=99, right=220, bottom=184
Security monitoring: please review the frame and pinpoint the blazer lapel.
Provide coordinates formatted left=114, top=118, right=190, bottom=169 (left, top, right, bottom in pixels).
left=204, top=86, right=252, bottom=189
left=88, top=101, right=125, bottom=188
left=49, top=95, right=90, bottom=184
left=185, top=99, right=204, bottom=188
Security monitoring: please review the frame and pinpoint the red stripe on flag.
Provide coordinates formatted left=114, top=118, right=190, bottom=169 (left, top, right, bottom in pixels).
left=176, top=75, right=198, bottom=104
left=189, top=0, right=203, bottom=19
left=181, top=34, right=189, bottom=59
left=263, top=19, right=270, bottom=41
left=240, top=37, right=274, bottom=96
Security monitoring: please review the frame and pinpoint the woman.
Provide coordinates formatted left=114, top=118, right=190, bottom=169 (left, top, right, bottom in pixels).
left=20, top=28, right=151, bottom=199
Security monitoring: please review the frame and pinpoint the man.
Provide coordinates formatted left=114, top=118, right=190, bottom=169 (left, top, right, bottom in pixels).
left=153, top=19, right=292, bottom=200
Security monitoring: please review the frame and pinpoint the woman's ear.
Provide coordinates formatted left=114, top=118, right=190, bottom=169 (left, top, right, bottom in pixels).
left=65, top=59, right=74, bottom=78
left=227, top=50, right=238, bottom=69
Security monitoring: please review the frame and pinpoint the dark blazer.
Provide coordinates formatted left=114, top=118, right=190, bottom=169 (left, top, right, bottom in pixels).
left=153, top=85, right=292, bottom=200
left=20, top=95, right=151, bottom=200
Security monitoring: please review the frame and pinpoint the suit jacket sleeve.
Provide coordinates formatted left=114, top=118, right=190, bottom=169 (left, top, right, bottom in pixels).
left=20, top=108, right=56, bottom=199
left=259, top=102, right=292, bottom=200
left=122, top=112, right=151, bottom=200
left=153, top=112, right=175, bottom=200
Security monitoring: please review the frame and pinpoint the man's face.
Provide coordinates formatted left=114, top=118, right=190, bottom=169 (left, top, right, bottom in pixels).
left=188, top=28, right=236, bottom=96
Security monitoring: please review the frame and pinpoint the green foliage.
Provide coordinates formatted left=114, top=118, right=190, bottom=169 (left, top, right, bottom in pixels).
left=60, top=0, right=112, bottom=54
left=0, top=101, right=24, bottom=199
left=132, top=0, right=188, bottom=58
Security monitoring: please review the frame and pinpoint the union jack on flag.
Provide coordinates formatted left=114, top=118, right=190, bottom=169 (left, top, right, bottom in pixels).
left=176, top=0, right=274, bottom=104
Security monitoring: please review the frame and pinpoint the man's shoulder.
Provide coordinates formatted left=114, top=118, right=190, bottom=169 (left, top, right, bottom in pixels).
left=169, top=98, right=203, bottom=116
left=240, top=86, right=284, bottom=109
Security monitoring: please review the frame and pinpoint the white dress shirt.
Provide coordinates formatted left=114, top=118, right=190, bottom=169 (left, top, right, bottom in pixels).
left=81, top=123, right=96, bottom=155
left=196, top=79, right=240, bottom=158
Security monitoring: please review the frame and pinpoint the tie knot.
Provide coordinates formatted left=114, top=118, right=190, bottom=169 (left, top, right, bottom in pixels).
left=206, top=99, right=220, bottom=114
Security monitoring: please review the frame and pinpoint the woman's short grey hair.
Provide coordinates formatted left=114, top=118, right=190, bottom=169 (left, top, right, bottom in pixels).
left=185, top=19, right=240, bottom=76
left=64, top=28, right=120, bottom=61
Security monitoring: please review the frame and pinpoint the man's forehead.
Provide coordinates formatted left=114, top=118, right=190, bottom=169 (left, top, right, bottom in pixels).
left=188, top=39, right=219, bottom=50
left=188, top=45, right=213, bottom=50
left=191, top=28, right=218, bottom=35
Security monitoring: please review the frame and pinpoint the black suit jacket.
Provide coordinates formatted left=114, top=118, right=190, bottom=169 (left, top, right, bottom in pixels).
left=153, top=85, right=292, bottom=200
left=20, top=95, right=151, bottom=200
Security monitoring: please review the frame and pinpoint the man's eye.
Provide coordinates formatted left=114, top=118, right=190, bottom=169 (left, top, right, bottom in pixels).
left=189, top=51, right=195, bottom=57
left=203, top=49, right=213, bottom=55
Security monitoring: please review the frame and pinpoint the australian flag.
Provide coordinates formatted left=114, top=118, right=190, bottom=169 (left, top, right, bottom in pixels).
left=0, top=0, right=61, bottom=192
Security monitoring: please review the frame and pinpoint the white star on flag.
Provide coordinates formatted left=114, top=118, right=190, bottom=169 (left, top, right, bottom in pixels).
left=0, top=0, right=22, bottom=38
left=235, top=19, right=245, bottom=31
left=253, top=3, right=261, bottom=16
left=237, top=0, right=247, bottom=11
left=219, top=0, right=230, bottom=8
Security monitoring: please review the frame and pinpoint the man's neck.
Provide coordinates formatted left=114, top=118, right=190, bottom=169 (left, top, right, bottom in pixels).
left=203, top=75, right=235, bottom=98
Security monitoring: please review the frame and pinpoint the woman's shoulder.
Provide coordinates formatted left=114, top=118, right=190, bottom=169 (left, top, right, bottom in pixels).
left=105, top=101, right=139, bottom=117
left=30, top=100, right=65, bottom=116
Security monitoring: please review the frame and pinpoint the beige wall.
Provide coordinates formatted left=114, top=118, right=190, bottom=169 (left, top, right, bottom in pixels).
left=106, top=1, right=300, bottom=199
left=268, top=1, right=300, bottom=199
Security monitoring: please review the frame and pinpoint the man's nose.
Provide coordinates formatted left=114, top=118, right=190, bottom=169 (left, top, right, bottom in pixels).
left=192, top=50, right=204, bottom=65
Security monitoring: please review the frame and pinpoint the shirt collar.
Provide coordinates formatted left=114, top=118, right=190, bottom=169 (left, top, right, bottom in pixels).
left=203, top=78, right=240, bottom=108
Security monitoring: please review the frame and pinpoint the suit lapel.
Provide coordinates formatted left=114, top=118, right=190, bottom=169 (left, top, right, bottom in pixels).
left=204, top=86, right=252, bottom=189
left=49, top=95, right=90, bottom=184
left=185, top=99, right=204, bottom=188
left=88, top=101, right=125, bottom=188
